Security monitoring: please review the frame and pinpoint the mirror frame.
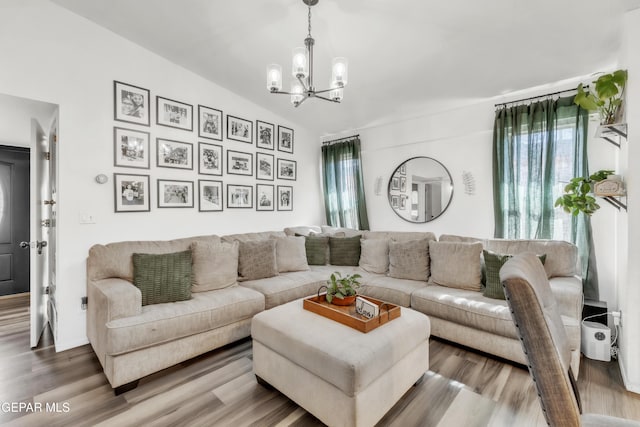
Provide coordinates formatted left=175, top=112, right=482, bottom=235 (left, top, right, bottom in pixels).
left=387, top=156, right=454, bottom=223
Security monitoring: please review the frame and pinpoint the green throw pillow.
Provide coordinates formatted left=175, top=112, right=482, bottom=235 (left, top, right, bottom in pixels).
left=483, top=250, right=546, bottom=300
left=329, top=235, right=362, bottom=266
left=133, top=250, right=192, bottom=306
left=304, top=235, right=329, bottom=265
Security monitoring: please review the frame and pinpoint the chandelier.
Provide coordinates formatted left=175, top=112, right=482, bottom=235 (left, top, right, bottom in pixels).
left=266, top=0, right=348, bottom=107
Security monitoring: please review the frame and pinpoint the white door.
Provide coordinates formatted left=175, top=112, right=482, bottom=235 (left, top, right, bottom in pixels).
left=46, top=118, right=58, bottom=344
left=29, top=119, right=49, bottom=348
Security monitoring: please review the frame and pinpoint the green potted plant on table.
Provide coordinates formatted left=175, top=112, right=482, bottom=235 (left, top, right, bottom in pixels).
left=324, top=272, right=362, bottom=306
left=555, top=170, right=613, bottom=216
left=574, top=69, right=627, bottom=125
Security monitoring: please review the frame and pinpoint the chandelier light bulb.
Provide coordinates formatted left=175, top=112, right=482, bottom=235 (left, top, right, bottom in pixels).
left=329, top=82, right=343, bottom=102
left=292, top=47, right=308, bottom=78
left=332, top=57, right=348, bottom=87
left=290, top=82, right=304, bottom=106
left=266, top=64, right=282, bottom=92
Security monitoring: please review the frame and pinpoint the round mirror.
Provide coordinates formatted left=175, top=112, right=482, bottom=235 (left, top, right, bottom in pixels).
left=387, top=157, right=453, bottom=223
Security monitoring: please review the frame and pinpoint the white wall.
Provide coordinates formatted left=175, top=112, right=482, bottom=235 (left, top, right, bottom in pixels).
left=0, top=1, right=323, bottom=351
left=0, top=94, right=57, bottom=148
left=618, top=8, right=640, bottom=393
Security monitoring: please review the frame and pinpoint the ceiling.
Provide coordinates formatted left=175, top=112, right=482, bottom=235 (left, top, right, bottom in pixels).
left=52, top=0, right=638, bottom=135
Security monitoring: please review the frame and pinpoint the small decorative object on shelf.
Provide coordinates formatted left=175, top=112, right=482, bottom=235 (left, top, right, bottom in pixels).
left=593, top=175, right=625, bottom=197
left=322, top=272, right=361, bottom=305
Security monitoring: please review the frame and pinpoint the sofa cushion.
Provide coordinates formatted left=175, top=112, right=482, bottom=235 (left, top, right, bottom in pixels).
left=321, top=226, right=363, bottom=237
left=429, top=241, right=482, bottom=291
left=363, top=231, right=436, bottom=242
left=132, top=250, right=193, bottom=306
left=238, top=240, right=278, bottom=281
left=360, top=275, right=427, bottom=307
left=105, top=286, right=265, bottom=355
left=239, top=270, right=327, bottom=309
left=388, top=238, right=429, bottom=281
left=87, top=235, right=220, bottom=282
left=222, top=230, right=286, bottom=243
left=329, top=235, right=362, bottom=266
left=359, top=239, right=389, bottom=274
left=275, top=236, right=310, bottom=273
left=483, top=250, right=546, bottom=300
left=190, top=240, right=239, bottom=292
left=304, top=235, right=329, bottom=265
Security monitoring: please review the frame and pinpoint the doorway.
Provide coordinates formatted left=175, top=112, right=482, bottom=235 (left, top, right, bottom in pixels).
left=0, top=146, right=30, bottom=296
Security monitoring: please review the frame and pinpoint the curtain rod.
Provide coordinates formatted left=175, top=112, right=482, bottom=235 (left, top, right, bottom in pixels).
left=494, top=86, right=587, bottom=108
left=322, top=134, right=360, bottom=145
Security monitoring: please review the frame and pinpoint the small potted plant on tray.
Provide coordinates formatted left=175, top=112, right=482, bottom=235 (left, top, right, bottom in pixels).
left=323, top=272, right=362, bottom=306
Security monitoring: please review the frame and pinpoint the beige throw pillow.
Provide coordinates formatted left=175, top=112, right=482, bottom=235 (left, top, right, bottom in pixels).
left=429, top=241, right=483, bottom=291
left=238, top=239, right=278, bottom=281
left=388, top=238, right=430, bottom=281
left=359, top=239, right=389, bottom=274
left=275, top=236, right=310, bottom=272
left=190, top=241, right=239, bottom=292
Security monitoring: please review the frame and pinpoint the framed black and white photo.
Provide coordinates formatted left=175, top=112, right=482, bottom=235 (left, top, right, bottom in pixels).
left=399, top=164, right=406, bottom=175
left=256, top=120, right=275, bottom=150
left=400, top=195, right=407, bottom=210
left=198, top=179, right=223, bottom=212
left=157, top=138, right=193, bottom=170
left=256, top=184, right=275, bottom=211
left=158, top=179, right=194, bottom=208
left=277, top=158, right=297, bottom=180
left=114, top=127, right=150, bottom=169
left=114, top=81, right=150, bottom=126
left=256, top=152, right=274, bottom=181
left=277, top=185, right=293, bottom=211
left=227, top=115, right=253, bottom=144
left=114, top=173, right=150, bottom=213
left=391, top=176, right=400, bottom=191
left=227, top=184, right=253, bottom=209
left=198, top=105, right=223, bottom=140
left=156, top=96, right=193, bottom=131
left=391, top=195, right=400, bottom=208
left=227, top=150, right=253, bottom=176
left=400, top=176, right=406, bottom=192
left=198, top=142, right=222, bottom=176
left=277, top=125, right=294, bottom=153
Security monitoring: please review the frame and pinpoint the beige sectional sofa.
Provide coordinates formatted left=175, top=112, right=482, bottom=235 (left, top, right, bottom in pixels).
left=86, top=226, right=583, bottom=394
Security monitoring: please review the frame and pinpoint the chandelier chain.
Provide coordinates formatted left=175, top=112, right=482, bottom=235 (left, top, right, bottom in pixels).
left=307, top=5, right=312, bottom=37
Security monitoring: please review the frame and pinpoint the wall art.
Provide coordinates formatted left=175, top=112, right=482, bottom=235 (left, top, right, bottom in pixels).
left=157, top=138, right=193, bottom=170
left=256, top=152, right=274, bottom=181
left=158, top=179, right=194, bottom=208
left=277, top=125, right=294, bottom=153
left=227, top=115, right=253, bottom=144
left=156, top=96, right=193, bottom=131
left=277, top=158, right=297, bottom=180
left=114, top=173, right=150, bottom=212
left=198, top=142, right=222, bottom=176
left=227, top=184, right=253, bottom=208
left=277, top=185, right=293, bottom=211
left=198, top=105, right=223, bottom=140
left=227, top=150, right=253, bottom=176
left=256, top=184, right=275, bottom=211
left=198, top=179, right=223, bottom=212
left=114, top=81, right=150, bottom=126
left=113, top=127, right=150, bottom=169
left=256, top=120, right=275, bottom=150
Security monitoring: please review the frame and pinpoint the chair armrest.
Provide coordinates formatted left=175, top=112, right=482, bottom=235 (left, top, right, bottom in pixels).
left=86, top=278, right=141, bottom=366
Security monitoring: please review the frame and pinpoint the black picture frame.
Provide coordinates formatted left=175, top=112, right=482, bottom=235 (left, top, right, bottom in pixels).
left=156, top=138, right=193, bottom=170
left=277, top=125, right=294, bottom=153
left=277, top=185, right=293, bottom=211
left=157, top=179, right=194, bottom=208
left=114, top=173, right=150, bottom=213
left=113, top=127, right=150, bottom=169
left=256, top=152, right=275, bottom=181
left=227, top=115, right=253, bottom=144
left=227, top=150, right=253, bottom=176
left=198, top=105, right=223, bottom=141
left=277, top=158, right=297, bottom=180
left=156, top=96, right=193, bottom=131
left=227, top=184, right=253, bottom=209
left=198, top=179, right=223, bottom=212
left=256, top=184, right=275, bottom=211
left=198, top=142, right=223, bottom=176
left=114, top=81, right=150, bottom=127
left=256, top=120, right=275, bottom=150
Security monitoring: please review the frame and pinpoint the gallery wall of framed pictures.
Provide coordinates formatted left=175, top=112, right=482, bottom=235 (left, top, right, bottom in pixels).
left=112, top=80, right=297, bottom=213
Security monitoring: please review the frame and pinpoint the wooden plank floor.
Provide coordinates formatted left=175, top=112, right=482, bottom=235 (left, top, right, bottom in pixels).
left=1, top=294, right=639, bottom=426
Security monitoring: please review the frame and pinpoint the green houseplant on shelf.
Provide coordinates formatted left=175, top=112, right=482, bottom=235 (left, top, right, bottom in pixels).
left=324, top=272, right=362, bottom=306
left=574, top=69, right=627, bottom=125
left=555, top=170, right=613, bottom=216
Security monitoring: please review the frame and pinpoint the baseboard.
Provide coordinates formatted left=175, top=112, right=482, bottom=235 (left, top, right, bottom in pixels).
left=617, top=353, right=640, bottom=394
left=0, top=292, right=30, bottom=300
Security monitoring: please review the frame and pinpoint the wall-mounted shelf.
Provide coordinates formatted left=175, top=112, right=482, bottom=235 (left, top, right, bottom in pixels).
left=601, top=195, right=627, bottom=211
left=596, top=123, right=627, bottom=148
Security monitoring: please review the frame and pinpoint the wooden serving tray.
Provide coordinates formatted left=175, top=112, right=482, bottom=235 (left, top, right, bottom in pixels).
left=303, top=294, right=401, bottom=333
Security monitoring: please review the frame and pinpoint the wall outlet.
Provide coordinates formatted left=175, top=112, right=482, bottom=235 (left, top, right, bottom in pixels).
left=612, top=311, right=622, bottom=327
left=81, top=296, right=88, bottom=310
left=79, top=212, right=95, bottom=224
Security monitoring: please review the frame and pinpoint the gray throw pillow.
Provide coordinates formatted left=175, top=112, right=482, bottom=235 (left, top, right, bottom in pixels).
left=238, top=240, right=278, bottom=281
left=132, top=250, right=192, bottom=306
left=329, top=235, right=362, bottom=266
left=388, top=238, right=429, bottom=281
left=429, top=241, right=483, bottom=291
left=190, top=240, right=239, bottom=292
left=359, top=239, right=389, bottom=274
left=304, top=235, right=329, bottom=265
left=275, top=236, right=309, bottom=272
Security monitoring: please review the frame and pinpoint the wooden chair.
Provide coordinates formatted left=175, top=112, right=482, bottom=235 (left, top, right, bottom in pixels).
left=500, top=252, right=640, bottom=427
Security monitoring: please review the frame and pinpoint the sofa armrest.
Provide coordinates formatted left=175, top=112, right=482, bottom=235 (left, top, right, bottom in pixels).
left=87, top=278, right=141, bottom=366
left=549, top=276, right=583, bottom=320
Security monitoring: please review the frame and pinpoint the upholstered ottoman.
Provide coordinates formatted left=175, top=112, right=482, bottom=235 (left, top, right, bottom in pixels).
left=251, top=299, right=430, bottom=427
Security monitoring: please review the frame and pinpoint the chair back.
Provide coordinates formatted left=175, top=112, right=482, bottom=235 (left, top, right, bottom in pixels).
left=500, top=252, right=581, bottom=427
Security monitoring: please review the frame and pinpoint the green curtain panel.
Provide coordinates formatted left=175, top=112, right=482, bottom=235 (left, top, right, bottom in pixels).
left=492, top=96, right=598, bottom=299
left=321, top=137, right=370, bottom=230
